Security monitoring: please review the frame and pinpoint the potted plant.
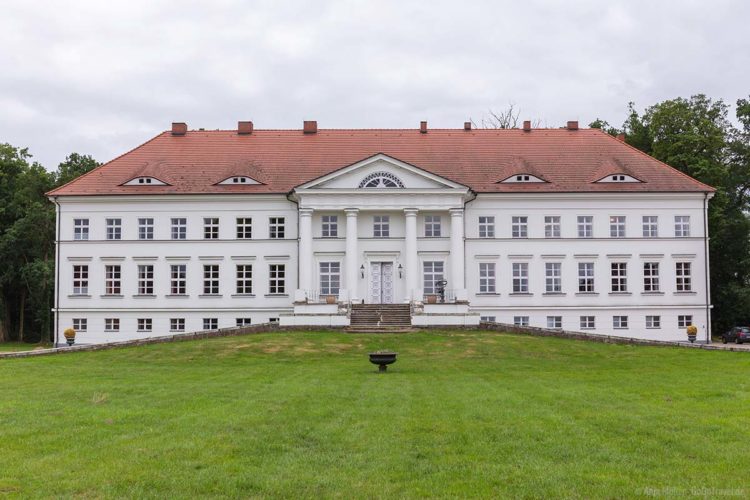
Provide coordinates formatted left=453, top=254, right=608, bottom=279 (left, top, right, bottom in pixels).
left=64, top=327, right=76, bottom=346
left=325, top=295, right=337, bottom=304
left=686, top=325, right=698, bottom=343
left=426, top=294, right=437, bottom=304
left=368, top=351, right=398, bottom=373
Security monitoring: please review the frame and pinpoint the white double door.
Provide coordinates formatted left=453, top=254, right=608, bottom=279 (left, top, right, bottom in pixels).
left=369, top=262, right=394, bottom=304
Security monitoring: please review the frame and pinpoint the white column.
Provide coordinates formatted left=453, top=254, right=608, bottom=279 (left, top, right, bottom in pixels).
left=449, top=208, right=466, bottom=298
left=404, top=208, right=419, bottom=302
left=298, top=208, right=313, bottom=295
left=345, top=209, right=359, bottom=302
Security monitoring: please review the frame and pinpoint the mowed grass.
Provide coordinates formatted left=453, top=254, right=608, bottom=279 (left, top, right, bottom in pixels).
left=1, top=331, right=749, bottom=498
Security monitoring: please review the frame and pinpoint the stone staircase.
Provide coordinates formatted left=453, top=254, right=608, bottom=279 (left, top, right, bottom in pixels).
left=347, top=303, right=414, bottom=333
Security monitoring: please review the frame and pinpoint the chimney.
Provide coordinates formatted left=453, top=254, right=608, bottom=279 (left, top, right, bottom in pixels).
left=171, top=122, right=187, bottom=136
left=616, top=133, right=626, bottom=142
left=464, top=121, right=472, bottom=131
left=420, top=121, right=427, bottom=133
left=238, top=121, right=254, bottom=135
left=303, top=120, right=317, bottom=134
left=523, top=120, right=531, bottom=132
left=566, top=120, right=579, bottom=131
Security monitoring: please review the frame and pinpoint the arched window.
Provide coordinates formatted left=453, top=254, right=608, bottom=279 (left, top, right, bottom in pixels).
left=358, top=172, right=405, bottom=188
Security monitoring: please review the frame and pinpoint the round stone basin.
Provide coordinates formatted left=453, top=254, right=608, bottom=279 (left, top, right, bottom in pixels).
left=369, top=352, right=398, bottom=373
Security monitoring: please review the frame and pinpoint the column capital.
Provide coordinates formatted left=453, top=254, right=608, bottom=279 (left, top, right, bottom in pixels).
left=299, top=208, right=314, bottom=217
left=449, top=208, right=464, bottom=217
left=403, top=208, right=419, bottom=217
left=344, top=208, right=359, bottom=216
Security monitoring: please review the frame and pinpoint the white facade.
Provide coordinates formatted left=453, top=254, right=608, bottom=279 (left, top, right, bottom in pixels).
left=52, top=154, right=712, bottom=344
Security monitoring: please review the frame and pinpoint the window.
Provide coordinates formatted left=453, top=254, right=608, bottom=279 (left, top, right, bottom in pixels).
left=321, top=215, right=338, bottom=238
left=512, top=262, right=529, bottom=293
left=578, top=262, right=595, bottom=293
left=170, top=318, right=185, bottom=332
left=73, top=265, right=88, bottom=295
left=203, top=265, right=220, bottom=295
left=204, top=218, right=219, bottom=239
left=236, top=218, right=252, bottom=239
left=104, top=318, right=120, bottom=332
left=678, top=315, right=693, bottom=328
left=171, top=218, right=187, bottom=240
left=319, top=262, right=340, bottom=296
left=373, top=215, right=390, bottom=238
left=105, top=265, right=121, bottom=295
left=424, top=215, right=442, bottom=237
left=675, top=216, right=691, bottom=237
left=269, top=264, right=286, bottom=294
left=609, top=216, right=626, bottom=238
left=236, top=265, right=253, bottom=295
left=478, top=216, right=495, bottom=238
left=137, top=318, right=152, bottom=332
left=170, top=264, right=186, bottom=295
left=138, top=218, right=154, bottom=240
left=236, top=318, right=252, bottom=327
left=547, top=316, right=562, bottom=329
left=203, top=318, right=218, bottom=330
left=676, top=262, right=692, bottom=292
left=74, top=218, right=89, bottom=240
left=269, top=217, right=285, bottom=239
left=580, top=316, right=595, bottom=329
left=613, top=316, right=628, bottom=329
left=480, top=316, right=496, bottom=322
left=514, top=316, right=529, bottom=327
left=577, top=216, right=593, bottom=238
left=423, top=261, right=445, bottom=295
left=544, top=216, right=561, bottom=238
left=646, top=315, right=661, bottom=328
left=611, top=262, right=627, bottom=293
left=106, top=218, right=121, bottom=240
left=545, top=263, right=562, bottom=293
left=359, top=171, right=404, bottom=188
left=72, top=318, right=87, bottom=332
left=643, top=262, right=660, bottom=292
left=479, top=263, right=496, bottom=293
left=511, top=216, right=528, bottom=238
left=137, top=265, right=154, bottom=295
left=642, top=216, right=658, bottom=238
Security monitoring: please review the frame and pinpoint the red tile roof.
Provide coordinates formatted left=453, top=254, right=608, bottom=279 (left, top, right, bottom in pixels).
left=47, top=128, right=714, bottom=196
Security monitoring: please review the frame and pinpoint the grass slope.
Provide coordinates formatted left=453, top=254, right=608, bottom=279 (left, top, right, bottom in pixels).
left=1, top=331, right=749, bottom=498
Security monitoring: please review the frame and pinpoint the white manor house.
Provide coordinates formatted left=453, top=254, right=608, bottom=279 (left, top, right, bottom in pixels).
left=48, top=120, right=714, bottom=344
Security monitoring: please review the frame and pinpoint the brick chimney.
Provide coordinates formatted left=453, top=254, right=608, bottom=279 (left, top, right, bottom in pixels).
left=566, top=121, right=579, bottom=131
left=464, top=121, right=471, bottom=131
left=617, top=133, right=626, bottom=142
left=238, top=121, right=254, bottom=135
left=171, top=122, right=187, bottom=136
left=523, top=120, right=531, bottom=132
left=303, top=120, right=317, bottom=134
left=420, top=121, right=427, bottom=133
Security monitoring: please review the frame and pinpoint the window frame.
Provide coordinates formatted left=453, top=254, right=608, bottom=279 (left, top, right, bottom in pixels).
left=203, top=217, right=220, bottom=239
left=675, top=216, right=691, bottom=237
left=577, top=215, right=593, bottom=238
left=513, top=316, right=529, bottom=327
left=547, top=316, right=562, bottom=329
left=236, top=264, right=253, bottom=295
left=642, top=215, right=658, bottom=238
left=171, top=217, right=187, bottom=240
left=544, top=216, right=561, bottom=238
left=74, top=218, right=89, bottom=240
left=106, top=218, right=122, bottom=240
left=321, top=215, right=338, bottom=238
left=73, top=318, right=87, bottom=332
left=73, top=264, right=89, bottom=295
left=609, top=215, right=626, bottom=238
left=137, top=318, right=153, bottom=332
left=545, top=262, right=562, bottom=293
left=104, top=318, right=120, bottom=332
left=170, top=318, right=186, bottom=332
left=643, top=262, right=660, bottom=292
left=512, top=262, right=529, bottom=293
left=373, top=215, right=390, bottom=238
left=203, top=318, right=218, bottom=330
left=610, top=262, right=628, bottom=293
left=424, top=215, right=442, bottom=237
left=319, top=262, right=341, bottom=296
left=170, top=264, right=186, bottom=295
left=236, top=217, right=252, bottom=239
left=580, top=316, right=595, bottom=329
left=646, top=315, right=661, bottom=329
left=676, top=262, right=692, bottom=292
left=269, top=264, right=286, bottom=294
left=578, top=262, right=595, bottom=293
left=613, top=315, right=629, bottom=329
left=104, top=265, right=121, bottom=295
left=203, top=264, right=220, bottom=295
left=138, top=218, right=154, bottom=240
left=423, top=261, right=445, bottom=295
left=478, top=216, right=495, bottom=238
left=511, top=216, right=528, bottom=239
left=677, top=315, right=693, bottom=328
left=269, top=217, right=285, bottom=239
left=479, top=262, right=496, bottom=293
left=137, top=264, right=154, bottom=295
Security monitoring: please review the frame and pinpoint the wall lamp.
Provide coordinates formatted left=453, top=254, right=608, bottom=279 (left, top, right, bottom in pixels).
left=398, top=264, right=403, bottom=279
left=360, top=265, right=365, bottom=279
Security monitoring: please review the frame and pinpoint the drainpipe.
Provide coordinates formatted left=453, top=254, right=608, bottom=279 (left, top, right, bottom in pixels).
left=53, top=197, right=61, bottom=347
left=286, top=191, right=301, bottom=298
left=703, top=192, right=712, bottom=343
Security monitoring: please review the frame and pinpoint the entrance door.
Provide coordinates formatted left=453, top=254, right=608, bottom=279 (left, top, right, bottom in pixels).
left=369, top=262, right=394, bottom=304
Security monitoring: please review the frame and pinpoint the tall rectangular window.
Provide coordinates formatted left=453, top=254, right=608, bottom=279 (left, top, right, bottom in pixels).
left=678, top=315, right=693, bottom=328
left=137, top=265, right=154, bottom=295
left=577, top=216, right=593, bottom=238
left=106, top=218, right=121, bottom=240
left=609, top=216, right=626, bottom=238
left=578, top=262, right=595, bottom=293
left=104, top=318, right=120, bottom=332
left=423, top=261, right=445, bottom=295
left=646, top=315, right=661, bottom=328
left=138, top=218, right=154, bottom=240
left=675, top=216, right=691, bottom=237
left=171, top=218, right=187, bottom=240
left=269, top=264, right=286, bottom=294
left=170, top=264, right=186, bottom=295
left=72, top=265, right=88, bottom=295
left=204, top=218, right=219, bottom=239
left=580, top=316, right=595, bottom=329
left=478, top=216, right=495, bottom=238
left=642, top=216, right=658, bottom=238
left=73, top=318, right=87, bottom=331
left=545, top=263, right=562, bottom=293
left=544, top=216, right=561, bottom=238
left=613, top=316, right=629, bottom=329
left=203, top=318, right=218, bottom=330
left=479, top=263, right=496, bottom=293
left=512, top=262, right=529, bottom=293
left=547, top=316, right=562, bottom=329
left=105, top=265, right=121, bottom=295
left=74, top=218, right=89, bottom=240
left=511, top=216, right=528, bottom=238
left=319, top=262, right=340, bottom=295
left=203, top=265, right=220, bottom=295
left=676, top=262, right=692, bottom=292
left=170, top=318, right=185, bottom=332
left=611, top=262, right=627, bottom=292
left=373, top=215, right=390, bottom=238
left=643, top=262, right=660, bottom=292
left=236, top=265, right=253, bottom=295
left=269, top=217, right=285, bottom=239
left=137, top=318, right=153, bottom=332
left=236, top=218, right=252, bottom=239
left=424, top=215, right=442, bottom=237
left=321, top=215, right=338, bottom=238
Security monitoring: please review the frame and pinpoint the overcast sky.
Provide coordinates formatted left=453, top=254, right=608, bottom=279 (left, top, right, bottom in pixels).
left=1, top=0, right=748, bottom=169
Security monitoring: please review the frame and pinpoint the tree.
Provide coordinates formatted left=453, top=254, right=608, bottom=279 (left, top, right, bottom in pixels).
left=56, top=153, right=99, bottom=186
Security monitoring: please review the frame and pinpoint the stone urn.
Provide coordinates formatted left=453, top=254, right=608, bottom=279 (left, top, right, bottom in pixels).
left=686, top=325, right=698, bottom=343
left=369, top=351, right=398, bottom=373
left=63, top=327, right=76, bottom=346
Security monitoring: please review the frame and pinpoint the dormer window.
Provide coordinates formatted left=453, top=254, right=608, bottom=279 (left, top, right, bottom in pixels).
left=499, top=173, right=545, bottom=184
left=217, top=176, right=260, bottom=185
left=123, top=176, right=168, bottom=186
left=595, top=173, right=641, bottom=183
left=358, top=171, right=405, bottom=188
left=516, top=175, right=530, bottom=182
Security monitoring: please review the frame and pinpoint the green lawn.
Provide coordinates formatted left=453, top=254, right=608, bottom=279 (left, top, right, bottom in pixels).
left=1, top=330, right=749, bottom=498
left=0, top=342, right=50, bottom=352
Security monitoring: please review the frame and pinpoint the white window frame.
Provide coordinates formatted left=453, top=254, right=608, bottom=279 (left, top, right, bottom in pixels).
left=511, top=216, right=528, bottom=238
left=478, top=216, right=495, bottom=238
left=424, top=215, right=442, bottom=237
left=137, top=265, right=154, bottom=295
left=578, top=262, right=594, bottom=293
left=545, top=262, right=562, bottom=293
left=577, top=216, right=593, bottom=238
left=642, top=216, right=658, bottom=238
left=171, top=218, right=187, bottom=240
left=611, top=262, right=627, bottom=293
left=170, top=264, right=186, bottom=295
left=138, top=218, right=154, bottom=240
left=646, top=315, right=661, bottom=329
left=104, top=318, right=120, bottom=332
left=170, top=318, right=186, bottom=332
left=74, top=218, right=89, bottom=240
left=580, top=316, right=595, bottom=329
left=106, top=218, right=121, bottom=240
left=480, top=316, right=497, bottom=323
left=613, top=315, right=629, bottom=329
left=675, top=216, right=691, bottom=237
left=513, top=316, right=529, bottom=327
left=236, top=318, right=252, bottom=327
left=547, top=316, right=562, bottom=329
left=269, top=264, right=286, bottom=294
left=544, top=216, right=561, bottom=238
left=676, top=262, right=692, bottom=292
left=512, top=262, right=529, bottom=293
left=236, top=217, right=252, bottom=239
left=677, top=315, right=693, bottom=328
left=73, top=265, right=88, bottom=295
left=236, top=264, right=253, bottom=295
left=204, top=217, right=219, bottom=239
left=423, top=261, right=445, bottom=295
left=105, top=265, right=121, bottom=295
left=643, top=262, right=660, bottom=292
left=203, top=264, right=220, bottom=295
left=72, top=318, right=87, bottom=332
left=203, top=318, right=218, bottom=330
left=137, top=318, right=153, bottom=332
left=269, top=217, right=285, bottom=239
left=373, top=215, right=390, bottom=238
left=321, top=215, right=338, bottom=238
left=479, top=263, right=496, bottom=293
left=319, top=262, right=340, bottom=296
left=609, top=215, right=626, bottom=238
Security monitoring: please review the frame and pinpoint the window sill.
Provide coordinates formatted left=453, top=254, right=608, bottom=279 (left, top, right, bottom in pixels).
left=169, top=330, right=186, bottom=333
left=231, top=294, right=256, bottom=298
left=575, top=292, right=598, bottom=296
left=476, top=293, right=500, bottom=296
left=165, top=294, right=189, bottom=298
left=68, top=294, right=91, bottom=298
left=674, top=291, right=697, bottom=295
left=542, top=292, right=566, bottom=296
left=132, top=294, right=156, bottom=298
left=580, top=327, right=595, bottom=330
left=265, top=294, right=289, bottom=298
left=613, top=327, right=629, bottom=330
left=509, top=292, right=533, bottom=296
left=104, top=330, right=119, bottom=333
left=642, top=292, right=664, bottom=296
left=100, top=294, right=124, bottom=298
left=136, top=330, right=153, bottom=333
left=199, top=294, right=223, bottom=298
left=608, top=292, right=632, bottom=296
left=645, top=327, right=662, bottom=330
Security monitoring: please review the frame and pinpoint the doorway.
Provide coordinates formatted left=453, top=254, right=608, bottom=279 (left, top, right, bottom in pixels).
left=369, top=262, right=394, bottom=303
